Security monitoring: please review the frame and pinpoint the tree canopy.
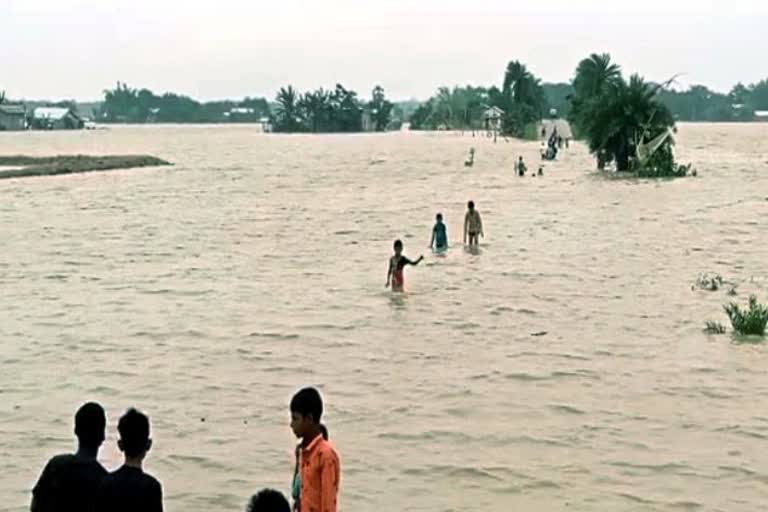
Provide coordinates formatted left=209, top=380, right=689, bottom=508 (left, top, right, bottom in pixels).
left=271, top=84, right=395, bottom=133
left=99, top=82, right=270, bottom=123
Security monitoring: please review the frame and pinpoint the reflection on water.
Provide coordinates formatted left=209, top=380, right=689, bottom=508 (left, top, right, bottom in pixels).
left=1, top=124, right=768, bottom=511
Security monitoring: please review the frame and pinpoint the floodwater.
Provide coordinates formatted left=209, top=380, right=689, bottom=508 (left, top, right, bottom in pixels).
left=1, top=124, right=768, bottom=512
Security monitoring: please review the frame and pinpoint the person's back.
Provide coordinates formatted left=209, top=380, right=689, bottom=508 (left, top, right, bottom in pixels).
left=31, top=402, right=107, bottom=512
left=95, top=408, right=163, bottom=512
left=98, top=465, right=162, bottom=512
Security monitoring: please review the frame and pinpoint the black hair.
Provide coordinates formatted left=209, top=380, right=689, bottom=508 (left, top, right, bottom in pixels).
left=436, top=213, right=443, bottom=221
left=467, top=201, right=475, bottom=209
left=393, top=239, right=403, bottom=249
left=117, top=408, right=150, bottom=457
left=290, top=387, right=323, bottom=424
left=320, top=423, right=329, bottom=440
left=74, top=402, right=106, bottom=447
left=246, top=488, right=290, bottom=512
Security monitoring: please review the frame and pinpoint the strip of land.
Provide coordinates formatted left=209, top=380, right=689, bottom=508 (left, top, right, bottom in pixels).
left=0, top=155, right=172, bottom=179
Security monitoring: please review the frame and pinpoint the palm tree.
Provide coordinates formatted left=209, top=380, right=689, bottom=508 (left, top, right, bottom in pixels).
left=572, top=53, right=621, bottom=99
left=582, top=75, right=675, bottom=171
left=274, top=86, right=302, bottom=132
left=0, top=90, right=5, bottom=104
left=298, top=88, right=330, bottom=132
left=569, top=54, right=622, bottom=133
left=501, top=61, right=546, bottom=136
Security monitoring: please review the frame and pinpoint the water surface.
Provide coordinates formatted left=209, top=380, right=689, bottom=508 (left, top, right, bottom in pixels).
left=1, top=124, right=768, bottom=511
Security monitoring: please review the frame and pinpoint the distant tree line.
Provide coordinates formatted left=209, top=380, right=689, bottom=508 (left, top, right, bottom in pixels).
left=409, top=62, right=551, bottom=137
left=270, top=84, right=396, bottom=133
left=99, top=82, right=270, bottom=123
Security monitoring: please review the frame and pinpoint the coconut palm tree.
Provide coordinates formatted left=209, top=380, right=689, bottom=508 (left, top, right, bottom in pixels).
left=569, top=53, right=622, bottom=134
left=581, top=74, right=675, bottom=171
left=0, top=90, right=5, bottom=104
left=298, top=88, right=331, bottom=132
left=274, top=86, right=303, bottom=132
left=501, top=61, right=546, bottom=136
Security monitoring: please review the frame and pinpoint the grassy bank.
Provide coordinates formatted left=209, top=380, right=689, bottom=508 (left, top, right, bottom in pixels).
left=0, top=155, right=172, bottom=179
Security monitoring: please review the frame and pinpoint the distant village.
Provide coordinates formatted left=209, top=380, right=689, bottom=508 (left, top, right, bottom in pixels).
left=0, top=105, right=95, bottom=131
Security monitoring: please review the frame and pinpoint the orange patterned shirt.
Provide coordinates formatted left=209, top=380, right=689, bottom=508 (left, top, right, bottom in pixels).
left=300, top=434, right=340, bottom=512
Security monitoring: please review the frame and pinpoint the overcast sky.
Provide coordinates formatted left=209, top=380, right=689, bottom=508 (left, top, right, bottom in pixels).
left=1, top=0, right=765, bottom=101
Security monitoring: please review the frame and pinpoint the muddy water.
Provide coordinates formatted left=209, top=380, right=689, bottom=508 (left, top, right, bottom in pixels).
left=1, top=124, right=768, bottom=511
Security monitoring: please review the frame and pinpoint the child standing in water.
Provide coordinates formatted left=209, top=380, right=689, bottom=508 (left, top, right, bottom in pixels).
left=429, top=213, right=448, bottom=252
left=386, top=240, right=424, bottom=292
left=464, top=201, right=484, bottom=246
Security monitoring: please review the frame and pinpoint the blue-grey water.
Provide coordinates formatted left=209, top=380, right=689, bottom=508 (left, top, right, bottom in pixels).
left=1, top=124, right=768, bottom=511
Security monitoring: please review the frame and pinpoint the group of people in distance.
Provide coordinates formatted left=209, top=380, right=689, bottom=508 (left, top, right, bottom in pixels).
left=386, top=200, right=484, bottom=292
left=30, top=387, right=340, bottom=512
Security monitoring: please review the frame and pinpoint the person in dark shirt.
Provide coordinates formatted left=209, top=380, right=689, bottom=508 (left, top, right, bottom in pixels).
left=95, top=408, right=163, bottom=512
left=31, top=402, right=108, bottom=512
left=429, top=213, right=448, bottom=252
left=247, top=488, right=291, bottom=512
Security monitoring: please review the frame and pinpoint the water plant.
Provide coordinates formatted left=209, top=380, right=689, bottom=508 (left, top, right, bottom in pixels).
left=723, top=296, right=768, bottom=336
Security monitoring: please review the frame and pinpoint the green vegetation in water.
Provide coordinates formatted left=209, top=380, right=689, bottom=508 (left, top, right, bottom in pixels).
left=704, top=321, right=727, bottom=335
left=0, top=155, right=171, bottom=179
left=724, top=296, right=768, bottom=336
left=695, top=273, right=724, bottom=292
left=567, top=53, right=693, bottom=177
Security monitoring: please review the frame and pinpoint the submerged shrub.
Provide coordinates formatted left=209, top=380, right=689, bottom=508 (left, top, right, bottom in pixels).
left=724, top=296, right=768, bottom=336
left=704, top=321, right=726, bottom=334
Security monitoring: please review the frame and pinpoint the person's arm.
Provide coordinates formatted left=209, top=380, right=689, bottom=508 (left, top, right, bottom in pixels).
left=319, top=452, right=340, bottom=512
left=464, top=213, right=469, bottom=243
left=385, top=259, right=392, bottom=287
left=404, top=256, right=424, bottom=266
left=429, top=227, right=435, bottom=249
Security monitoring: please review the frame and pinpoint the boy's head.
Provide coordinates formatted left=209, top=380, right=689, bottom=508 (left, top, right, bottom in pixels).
left=519, top=156, right=523, bottom=161
left=467, top=201, right=475, bottom=211
left=290, top=387, right=323, bottom=439
left=74, top=402, right=106, bottom=449
left=247, top=489, right=291, bottom=512
left=117, top=408, right=152, bottom=459
left=436, top=213, right=443, bottom=222
left=393, top=239, right=403, bottom=255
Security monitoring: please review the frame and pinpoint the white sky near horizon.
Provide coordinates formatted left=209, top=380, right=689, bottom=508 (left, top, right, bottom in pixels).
left=1, top=0, right=765, bottom=101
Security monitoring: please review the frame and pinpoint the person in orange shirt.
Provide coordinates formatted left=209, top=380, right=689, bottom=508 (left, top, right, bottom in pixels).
left=290, top=388, right=340, bottom=512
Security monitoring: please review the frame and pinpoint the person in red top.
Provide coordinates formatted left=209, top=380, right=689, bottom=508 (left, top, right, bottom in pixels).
left=386, top=239, right=424, bottom=292
left=290, top=388, right=340, bottom=512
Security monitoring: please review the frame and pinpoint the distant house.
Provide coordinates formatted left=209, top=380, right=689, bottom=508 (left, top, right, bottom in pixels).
left=32, top=107, right=84, bottom=130
left=259, top=116, right=272, bottom=133
left=0, top=105, right=27, bottom=131
left=225, top=107, right=258, bottom=123
left=483, top=106, right=504, bottom=132
left=755, top=111, right=768, bottom=122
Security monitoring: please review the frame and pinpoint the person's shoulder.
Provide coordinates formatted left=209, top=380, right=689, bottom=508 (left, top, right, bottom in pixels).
left=142, top=471, right=163, bottom=492
left=318, top=439, right=340, bottom=463
left=42, top=453, right=78, bottom=472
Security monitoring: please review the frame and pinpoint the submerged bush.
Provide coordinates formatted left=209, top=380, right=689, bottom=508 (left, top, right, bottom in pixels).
left=636, top=144, right=692, bottom=178
left=704, top=321, right=727, bottom=334
left=724, top=296, right=768, bottom=336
